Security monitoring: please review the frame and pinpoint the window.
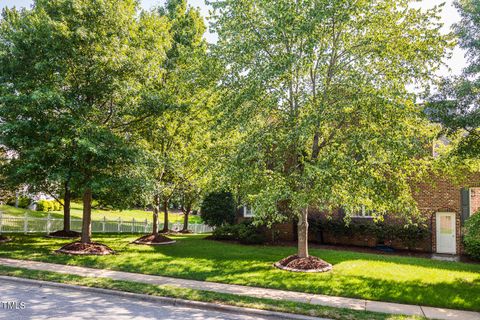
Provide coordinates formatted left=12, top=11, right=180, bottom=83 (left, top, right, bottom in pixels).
left=352, top=205, right=373, bottom=218
left=243, top=205, right=254, bottom=218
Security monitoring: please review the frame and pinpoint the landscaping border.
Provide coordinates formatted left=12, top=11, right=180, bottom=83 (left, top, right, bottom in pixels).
left=273, top=262, right=333, bottom=273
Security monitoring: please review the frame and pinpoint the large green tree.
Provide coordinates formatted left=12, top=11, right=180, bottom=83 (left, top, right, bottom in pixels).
left=136, top=0, right=211, bottom=236
left=0, top=0, right=170, bottom=245
left=428, top=0, right=480, bottom=162
left=210, top=0, right=450, bottom=262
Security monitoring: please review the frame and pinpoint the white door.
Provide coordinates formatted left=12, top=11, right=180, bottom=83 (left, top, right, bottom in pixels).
left=436, top=212, right=456, bottom=254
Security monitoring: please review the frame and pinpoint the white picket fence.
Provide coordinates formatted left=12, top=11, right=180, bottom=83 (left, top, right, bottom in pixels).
left=0, top=212, right=213, bottom=234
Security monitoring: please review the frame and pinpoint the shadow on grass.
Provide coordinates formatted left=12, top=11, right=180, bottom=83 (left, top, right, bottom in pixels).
left=1, top=234, right=480, bottom=311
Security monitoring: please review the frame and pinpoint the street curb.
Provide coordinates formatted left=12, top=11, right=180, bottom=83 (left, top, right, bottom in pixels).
left=0, top=275, right=326, bottom=320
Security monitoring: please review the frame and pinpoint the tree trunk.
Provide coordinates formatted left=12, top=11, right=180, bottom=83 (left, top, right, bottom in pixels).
left=297, top=207, right=309, bottom=258
left=152, top=205, right=159, bottom=235
left=80, top=188, right=92, bottom=243
left=182, top=206, right=190, bottom=232
left=63, top=181, right=71, bottom=232
left=162, top=199, right=169, bottom=233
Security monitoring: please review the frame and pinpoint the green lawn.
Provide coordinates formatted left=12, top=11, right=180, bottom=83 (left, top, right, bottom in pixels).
left=0, top=265, right=418, bottom=320
left=0, top=203, right=203, bottom=224
left=0, top=234, right=479, bottom=311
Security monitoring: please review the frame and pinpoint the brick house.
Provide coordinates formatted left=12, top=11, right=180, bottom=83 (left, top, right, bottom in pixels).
left=238, top=172, right=480, bottom=255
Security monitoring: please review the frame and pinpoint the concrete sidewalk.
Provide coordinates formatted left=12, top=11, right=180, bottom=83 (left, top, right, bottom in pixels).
left=0, top=257, right=478, bottom=320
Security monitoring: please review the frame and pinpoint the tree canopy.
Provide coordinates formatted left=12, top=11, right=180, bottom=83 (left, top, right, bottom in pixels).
left=428, top=0, right=480, bottom=162
left=210, top=0, right=450, bottom=257
left=0, top=0, right=171, bottom=242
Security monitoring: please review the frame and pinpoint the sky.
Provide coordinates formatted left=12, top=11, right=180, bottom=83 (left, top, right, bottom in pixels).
left=0, top=0, right=468, bottom=76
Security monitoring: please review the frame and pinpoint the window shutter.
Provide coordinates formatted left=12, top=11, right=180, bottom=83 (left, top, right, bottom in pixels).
left=461, top=188, right=470, bottom=225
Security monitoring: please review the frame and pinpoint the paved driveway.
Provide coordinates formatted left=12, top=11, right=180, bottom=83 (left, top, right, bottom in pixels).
left=0, top=280, right=272, bottom=320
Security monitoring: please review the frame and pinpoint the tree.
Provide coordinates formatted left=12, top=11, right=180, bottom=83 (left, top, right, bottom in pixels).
left=135, top=0, right=211, bottom=239
left=175, top=131, right=212, bottom=232
left=1, top=144, right=78, bottom=236
left=0, top=147, right=15, bottom=204
left=210, top=0, right=449, bottom=266
left=428, top=0, right=480, bottom=162
left=200, top=191, right=236, bottom=228
left=0, top=0, right=170, bottom=249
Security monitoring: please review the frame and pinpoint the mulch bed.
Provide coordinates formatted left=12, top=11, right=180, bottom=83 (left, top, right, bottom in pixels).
left=131, top=233, right=176, bottom=245
left=0, top=235, right=10, bottom=243
left=274, top=255, right=332, bottom=273
left=47, top=230, right=81, bottom=239
left=56, top=242, right=115, bottom=255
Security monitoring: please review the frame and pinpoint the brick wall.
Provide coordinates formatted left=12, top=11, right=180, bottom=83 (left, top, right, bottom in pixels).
left=413, top=173, right=479, bottom=254
left=267, top=172, right=480, bottom=254
left=471, top=187, right=480, bottom=215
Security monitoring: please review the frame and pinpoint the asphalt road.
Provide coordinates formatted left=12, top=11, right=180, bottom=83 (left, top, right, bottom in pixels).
left=0, top=280, right=276, bottom=320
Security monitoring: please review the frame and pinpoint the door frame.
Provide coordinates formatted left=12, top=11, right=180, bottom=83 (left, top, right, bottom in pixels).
left=435, top=212, right=457, bottom=254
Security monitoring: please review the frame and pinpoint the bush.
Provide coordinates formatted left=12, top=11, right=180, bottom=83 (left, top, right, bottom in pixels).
left=212, top=221, right=266, bottom=245
left=36, top=200, right=48, bottom=212
left=17, top=196, right=31, bottom=208
left=5, top=197, right=16, bottom=206
left=464, top=211, right=480, bottom=260
left=6, top=196, right=31, bottom=208
left=310, top=218, right=430, bottom=250
left=36, top=199, right=62, bottom=212
left=237, top=222, right=266, bottom=245
left=52, top=200, right=62, bottom=211
left=212, top=224, right=239, bottom=240
left=200, top=191, right=236, bottom=227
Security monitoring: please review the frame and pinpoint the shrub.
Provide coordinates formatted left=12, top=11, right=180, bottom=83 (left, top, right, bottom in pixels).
left=52, top=200, right=62, bottom=211
left=36, top=200, right=48, bottom=212
left=464, top=211, right=480, bottom=260
left=310, top=218, right=430, bottom=250
left=200, top=191, right=236, bottom=227
left=237, top=222, right=266, bottom=245
left=17, top=196, right=31, bottom=208
left=5, top=197, right=16, bottom=206
left=212, top=221, right=266, bottom=245
left=6, top=196, right=31, bottom=208
left=394, top=224, right=430, bottom=250
left=212, top=224, right=239, bottom=240
left=36, top=199, right=61, bottom=212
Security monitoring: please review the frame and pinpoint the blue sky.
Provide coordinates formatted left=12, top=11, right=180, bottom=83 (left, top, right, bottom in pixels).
left=0, top=0, right=467, bottom=76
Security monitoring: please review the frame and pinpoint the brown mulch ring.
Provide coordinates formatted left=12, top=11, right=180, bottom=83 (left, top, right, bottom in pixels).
left=131, top=233, right=176, bottom=245
left=47, top=230, right=81, bottom=239
left=274, top=255, right=332, bottom=273
left=0, top=235, right=10, bottom=243
left=56, top=242, right=115, bottom=255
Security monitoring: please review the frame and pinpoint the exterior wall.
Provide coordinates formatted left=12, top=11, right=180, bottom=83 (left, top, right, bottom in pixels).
left=259, top=172, right=480, bottom=254
left=471, top=188, right=480, bottom=215
left=267, top=223, right=296, bottom=242
left=413, top=173, right=479, bottom=254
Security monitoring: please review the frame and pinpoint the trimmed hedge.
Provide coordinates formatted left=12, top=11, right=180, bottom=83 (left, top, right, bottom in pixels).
left=212, top=221, right=266, bottom=245
left=36, top=200, right=62, bottom=212
left=464, top=211, right=480, bottom=260
left=310, top=218, right=430, bottom=250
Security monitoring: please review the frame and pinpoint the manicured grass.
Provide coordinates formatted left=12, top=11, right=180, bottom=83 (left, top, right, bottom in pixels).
left=0, top=234, right=479, bottom=312
left=0, top=265, right=419, bottom=320
left=0, top=203, right=203, bottom=224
